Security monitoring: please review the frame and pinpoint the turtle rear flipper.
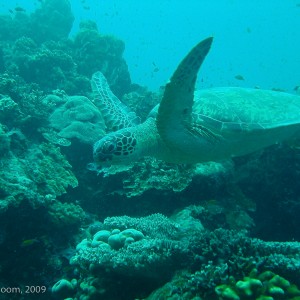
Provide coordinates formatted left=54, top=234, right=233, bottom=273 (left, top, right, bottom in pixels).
left=157, top=37, right=213, bottom=147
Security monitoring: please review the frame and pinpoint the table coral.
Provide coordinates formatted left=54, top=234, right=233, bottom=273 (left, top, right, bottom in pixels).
left=103, top=213, right=180, bottom=239
left=71, top=214, right=188, bottom=278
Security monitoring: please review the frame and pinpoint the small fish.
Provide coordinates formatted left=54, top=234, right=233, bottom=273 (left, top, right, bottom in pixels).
left=234, top=75, right=245, bottom=81
left=288, top=139, right=300, bottom=150
left=9, top=9, right=14, bottom=14
left=271, top=87, right=285, bottom=92
left=21, top=238, right=39, bottom=248
left=15, top=6, right=26, bottom=12
left=205, top=199, right=218, bottom=206
left=294, top=86, right=300, bottom=95
left=152, top=62, right=159, bottom=72
left=83, top=6, right=90, bottom=10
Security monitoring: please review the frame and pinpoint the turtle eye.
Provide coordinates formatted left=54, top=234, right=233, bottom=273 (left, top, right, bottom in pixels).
left=103, top=140, right=116, bottom=153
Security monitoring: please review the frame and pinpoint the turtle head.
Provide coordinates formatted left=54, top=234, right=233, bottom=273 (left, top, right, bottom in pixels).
left=93, top=130, right=138, bottom=166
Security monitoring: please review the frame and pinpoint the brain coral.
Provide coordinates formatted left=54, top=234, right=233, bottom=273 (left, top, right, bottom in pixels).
left=49, top=95, right=106, bottom=144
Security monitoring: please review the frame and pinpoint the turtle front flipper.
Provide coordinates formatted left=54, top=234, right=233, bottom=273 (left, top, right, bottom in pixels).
left=157, top=37, right=213, bottom=147
left=91, top=71, right=140, bottom=132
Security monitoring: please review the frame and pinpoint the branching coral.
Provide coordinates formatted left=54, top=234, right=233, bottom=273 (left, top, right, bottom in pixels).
left=103, top=213, right=180, bottom=239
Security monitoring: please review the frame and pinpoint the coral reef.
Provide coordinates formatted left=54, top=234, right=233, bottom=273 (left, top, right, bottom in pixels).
left=120, top=158, right=197, bottom=197
left=11, top=36, right=76, bottom=92
left=0, top=2, right=300, bottom=300
left=1, top=16, right=130, bottom=96
left=0, top=0, right=74, bottom=43
left=71, top=214, right=188, bottom=279
left=53, top=212, right=300, bottom=300
left=0, top=73, right=55, bottom=128
left=0, top=140, right=78, bottom=213
left=215, top=268, right=300, bottom=300
left=30, top=0, right=74, bottom=43
left=103, top=213, right=180, bottom=239
left=73, top=20, right=131, bottom=98
left=48, top=201, right=86, bottom=227
left=122, top=86, right=162, bottom=121
left=52, top=278, right=76, bottom=299
left=49, top=95, right=106, bottom=144
left=96, top=158, right=231, bottom=198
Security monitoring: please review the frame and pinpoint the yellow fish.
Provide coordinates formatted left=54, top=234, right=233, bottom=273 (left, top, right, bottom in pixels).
left=21, top=239, right=39, bottom=248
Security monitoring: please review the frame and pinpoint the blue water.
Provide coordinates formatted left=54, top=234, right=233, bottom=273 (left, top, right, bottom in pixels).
left=2, top=0, right=300, bottom=91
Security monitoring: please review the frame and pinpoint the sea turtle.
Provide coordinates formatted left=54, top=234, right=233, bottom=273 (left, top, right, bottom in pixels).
left=92, top=37, right=300, bottom=167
